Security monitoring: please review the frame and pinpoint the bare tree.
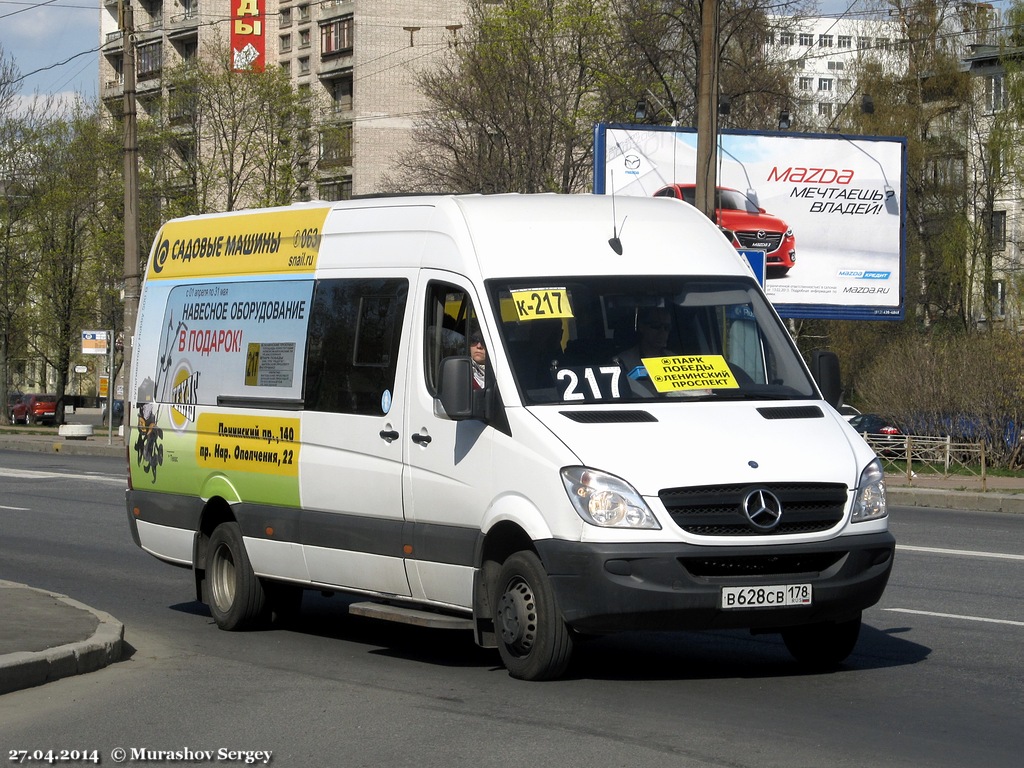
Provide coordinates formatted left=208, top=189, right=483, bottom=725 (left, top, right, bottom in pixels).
left=149, top=37, right=322, bottom=215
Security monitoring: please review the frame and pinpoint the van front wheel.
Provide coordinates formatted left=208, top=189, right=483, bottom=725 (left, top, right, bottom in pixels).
left=206, top=522, right=267, bottom=630
left=494, top=551, right=573, bottom=681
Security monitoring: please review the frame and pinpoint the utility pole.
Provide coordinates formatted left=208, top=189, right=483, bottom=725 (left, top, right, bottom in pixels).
left=122, top=0, right=141, bottom=425
left=695, top=0, right=719, bottom=223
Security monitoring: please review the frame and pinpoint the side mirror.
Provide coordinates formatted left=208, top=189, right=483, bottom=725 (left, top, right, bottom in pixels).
left=437, top=356, right=475, bottom=419
left=810, top=349, right=842, bottom=409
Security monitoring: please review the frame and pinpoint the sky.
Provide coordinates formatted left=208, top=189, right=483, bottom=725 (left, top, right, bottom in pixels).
left=0, top=0, right=101, bottom=109
left=0, top=1, right=1012, bottom=111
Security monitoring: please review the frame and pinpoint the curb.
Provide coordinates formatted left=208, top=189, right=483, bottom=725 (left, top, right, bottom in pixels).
left=0, top=582, right=125, bottom=695
left=0, top=434, right=124, bottom=458
left=886, top=486, right=1024, bottom=515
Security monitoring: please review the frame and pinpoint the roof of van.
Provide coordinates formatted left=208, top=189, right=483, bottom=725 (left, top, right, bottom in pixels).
left=319, top=193, right=752, bottom=280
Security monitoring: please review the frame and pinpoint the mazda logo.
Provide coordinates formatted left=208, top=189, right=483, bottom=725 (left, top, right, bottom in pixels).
left=757, top=230, right=767, bottom=239
left=742, top=489, right=783, bottom=530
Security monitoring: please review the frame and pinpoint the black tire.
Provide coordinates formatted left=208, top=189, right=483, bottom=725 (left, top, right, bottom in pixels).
left=206, top=522, right=268, bottom=630
left=494, top=551, right=573, bottom=681
left=782, top=613, right=861, bottom=670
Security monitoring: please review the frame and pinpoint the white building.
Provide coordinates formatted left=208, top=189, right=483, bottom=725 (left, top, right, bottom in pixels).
left=767, top=14, right=904, bottom=130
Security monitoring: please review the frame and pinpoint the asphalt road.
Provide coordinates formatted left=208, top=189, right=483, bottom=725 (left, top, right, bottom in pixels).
left=0, top=450, right=1022, bottom=767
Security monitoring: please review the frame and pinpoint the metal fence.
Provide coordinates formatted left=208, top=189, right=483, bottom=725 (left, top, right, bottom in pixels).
left=860, top=433, right=988, bottom=487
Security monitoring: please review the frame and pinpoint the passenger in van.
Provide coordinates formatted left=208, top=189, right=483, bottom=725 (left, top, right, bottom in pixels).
left=614, top=307, right=674, bottom=388
left=469, top=330, right=487, bottom=389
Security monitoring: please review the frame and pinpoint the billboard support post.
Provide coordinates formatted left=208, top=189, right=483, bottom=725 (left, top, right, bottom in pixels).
left=695, top=0, right=719, bottom=222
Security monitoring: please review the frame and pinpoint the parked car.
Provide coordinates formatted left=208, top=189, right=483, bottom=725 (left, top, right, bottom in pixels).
left=11, top=393, right=58, bottom=425
left=848, top=413, right=902, bottom=436
left=7, top=391, right=23, bottom=421
left=654, top=184, right=797, bottom=276
left=101, top=399, right=124, bottom=427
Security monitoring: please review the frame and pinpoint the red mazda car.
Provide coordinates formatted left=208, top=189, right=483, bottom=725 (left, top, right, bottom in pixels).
left=654, top=184, right=797, bottom=276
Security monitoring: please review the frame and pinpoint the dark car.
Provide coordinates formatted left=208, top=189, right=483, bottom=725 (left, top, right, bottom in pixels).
left=848, top=413, right=901, bottom=436
left=849, top=413, right=903, bottom=457
left=101, top=399, right=124, bottom=427
left=654, top=184, right=797, bottom=275
left=11, top=393, right=58, bottom=425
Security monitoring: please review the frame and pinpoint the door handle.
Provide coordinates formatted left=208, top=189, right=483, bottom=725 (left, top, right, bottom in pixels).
left=411, top=432, right=432, bottom=445
left=379, top=429, right=399, bottom=442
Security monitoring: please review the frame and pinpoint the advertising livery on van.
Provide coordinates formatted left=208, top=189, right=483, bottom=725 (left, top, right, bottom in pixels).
left=126, top=194, right=894, bottom=680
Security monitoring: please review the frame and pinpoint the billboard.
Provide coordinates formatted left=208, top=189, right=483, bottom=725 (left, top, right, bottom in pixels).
left=231, top=0, right=266, bottom=72
left=594, top=124, right=907, bottom=320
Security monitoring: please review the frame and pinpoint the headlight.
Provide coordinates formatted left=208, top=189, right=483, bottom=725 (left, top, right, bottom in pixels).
left=852, top=458, right=887, bottom=522
left=561, top=467, right=661, bottom=529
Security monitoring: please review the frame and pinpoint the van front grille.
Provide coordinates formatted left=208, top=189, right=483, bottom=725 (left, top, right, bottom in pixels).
left=659, top=482, right=848, bottom=536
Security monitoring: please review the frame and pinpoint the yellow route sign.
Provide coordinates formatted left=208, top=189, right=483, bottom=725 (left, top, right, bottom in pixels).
left=642, top=355, right=739, bottom=393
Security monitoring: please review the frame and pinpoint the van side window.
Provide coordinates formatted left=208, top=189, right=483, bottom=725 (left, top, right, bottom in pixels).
left=424, top=281, right=480, bottom=395
left=303, top=278, right=408, bottom=415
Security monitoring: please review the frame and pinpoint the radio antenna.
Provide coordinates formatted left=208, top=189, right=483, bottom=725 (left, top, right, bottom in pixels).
left=608, top=171, right=624, bottom=255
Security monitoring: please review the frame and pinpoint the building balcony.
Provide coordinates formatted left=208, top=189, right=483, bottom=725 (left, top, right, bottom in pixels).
left=319, top=0, right=354, bottom=21
left=102, top=78, right=124, bottom=100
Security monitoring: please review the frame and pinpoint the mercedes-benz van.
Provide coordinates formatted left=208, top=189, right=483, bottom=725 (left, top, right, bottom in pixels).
left=125, top=194, right=893, bottom=680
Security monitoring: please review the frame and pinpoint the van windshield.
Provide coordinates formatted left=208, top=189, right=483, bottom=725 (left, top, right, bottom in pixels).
left=488, top=276, right=817, bottom=405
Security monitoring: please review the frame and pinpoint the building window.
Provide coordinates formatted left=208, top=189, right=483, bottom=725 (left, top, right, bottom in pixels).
left=280, top=60, right=291, bottom=76
left=827, top=60, right=845, bottom=71
left=799, top=77, right=812, bottom=91
left=990, top=210, right=1007, bottom=250
left=330, top=75, right=353, bottom=111
left=858, top=36, right=871, bottom=50
left=987, top=74, right=1006, bottom=112
left=818, top=78, right=833, bottom=91
left=280, top=8, right=292, bottom=27
left=322, top=16, right=354, bottom=56
left=780, top=31, right=794, bottom=46
left=298, top=56, right=310, bottom=74
left=990, top=279, right=1006, bottom=316
left=297, top=4, right=310, bottom=21
left=319, top=176, right=352, bottom=201
left=838, top=35, right=852, bottom=48
left=320, top=123, right=352, bottom=167
left=299, top=28, right=311, bottom=49
left=799, top=33, right=814, bottom=46
left=818, top=102, right=833, bottom=117
left=818, top=34, right=833, bottom=47
left=792, top=57, right=805, bottom=70
left=137, top=42, right=162, bottom=79
left=280, top=34, right=292, bottom=53
left=876, top=37, right=890, bottom=49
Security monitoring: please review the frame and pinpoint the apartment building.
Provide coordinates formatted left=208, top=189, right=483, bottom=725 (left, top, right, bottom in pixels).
left=99, top=0, right=467, bottom=199
left=767, top=14, right=903, bottom=130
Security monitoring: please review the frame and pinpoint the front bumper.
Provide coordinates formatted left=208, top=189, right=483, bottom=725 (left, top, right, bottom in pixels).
left=536, top=531, right=895, bottom=633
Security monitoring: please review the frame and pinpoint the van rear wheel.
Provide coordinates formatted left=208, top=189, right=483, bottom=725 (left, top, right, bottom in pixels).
left=206, top=522, right=267, bottom=630
left=494, top=551, right=573, bottom=681
left=782, top=613, right=861, bottom=669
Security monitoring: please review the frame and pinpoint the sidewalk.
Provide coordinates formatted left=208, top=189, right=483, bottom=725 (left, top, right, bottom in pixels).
left=0, top=581, right=124, bottom=695
left=1, top=422, right=1022, bottom=696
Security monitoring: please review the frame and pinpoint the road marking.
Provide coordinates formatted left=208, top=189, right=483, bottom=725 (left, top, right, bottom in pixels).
left=884, top=608, right=1024, bottom=627
left=0, top=504, right=29, bottom=511
left=0, top=467, right=124, bottom=486
left=896, top=544, right=1024, bottom=561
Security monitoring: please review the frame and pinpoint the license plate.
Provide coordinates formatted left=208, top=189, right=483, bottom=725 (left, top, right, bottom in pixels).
left=721, top=584, right=812, bottom=609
